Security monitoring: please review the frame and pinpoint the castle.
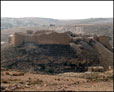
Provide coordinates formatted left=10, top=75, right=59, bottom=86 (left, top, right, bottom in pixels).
left=8, top=30, right=71, bottom=46
left=8, top=30, right=112, bottom=51
left=7, top=30, right=113, bottom=69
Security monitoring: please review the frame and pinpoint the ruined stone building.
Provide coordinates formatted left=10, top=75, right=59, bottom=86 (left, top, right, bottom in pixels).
left=8, top=30, right=112, bottom=50
left=8, top=30, right=71, bottom=46
left=8, top=30, right=113, bottom=69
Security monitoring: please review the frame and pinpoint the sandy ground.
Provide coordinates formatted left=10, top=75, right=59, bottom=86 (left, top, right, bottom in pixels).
left=1, top=68, right=113, bottom=91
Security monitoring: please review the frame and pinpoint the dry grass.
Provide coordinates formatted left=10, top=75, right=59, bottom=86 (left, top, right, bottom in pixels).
left=58, top=69, right=113, bottom=82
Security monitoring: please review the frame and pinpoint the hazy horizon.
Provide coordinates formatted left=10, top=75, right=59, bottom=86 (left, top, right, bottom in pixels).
left=1, top=1, right=113, bottom=20
left=1, top=17, right=113, bottom=20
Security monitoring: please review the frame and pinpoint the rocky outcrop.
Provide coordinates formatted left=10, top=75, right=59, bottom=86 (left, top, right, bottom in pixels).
left=96, top=36, right=112, bottom=51
left=90, top=40, right=113, bottom=69
left=70, top=39, right=99, bottom=66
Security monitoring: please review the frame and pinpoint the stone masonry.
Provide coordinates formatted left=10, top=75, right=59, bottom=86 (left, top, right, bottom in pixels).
left=8, top=30, right=71, bottom=46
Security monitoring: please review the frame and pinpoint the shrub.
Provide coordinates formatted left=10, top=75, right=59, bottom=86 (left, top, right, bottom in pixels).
left=48, top=70, right=53, bottom=73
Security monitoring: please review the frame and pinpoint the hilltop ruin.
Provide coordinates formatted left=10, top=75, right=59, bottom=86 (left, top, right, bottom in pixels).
left=1, top=30, right=113, bottom=73
left=8, top=30, right=112, bottom=50
left=8, top=30, right=71, bottom=46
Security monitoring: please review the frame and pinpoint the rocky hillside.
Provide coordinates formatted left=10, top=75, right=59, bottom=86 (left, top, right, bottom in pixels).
left=1, top=31, right=113, bottom=74
left=1, top=43, right=92, bottom=74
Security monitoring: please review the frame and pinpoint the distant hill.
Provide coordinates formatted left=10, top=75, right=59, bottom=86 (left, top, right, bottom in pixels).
left=1, top=17, right=113, bottom=30
left=1, top=17, right=113, bottom=46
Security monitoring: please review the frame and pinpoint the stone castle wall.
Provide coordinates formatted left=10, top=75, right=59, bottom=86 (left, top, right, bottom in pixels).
left=35, top=32, right=71, bottom=44
left=8, top=31, right=112, bottom=50
left=8, top=31, right=71, bottom=46
left=13, top=33, right=25, bottom=46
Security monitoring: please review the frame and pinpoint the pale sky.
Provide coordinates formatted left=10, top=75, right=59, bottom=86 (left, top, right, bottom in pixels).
left=1, top=1, right=113, bottom=19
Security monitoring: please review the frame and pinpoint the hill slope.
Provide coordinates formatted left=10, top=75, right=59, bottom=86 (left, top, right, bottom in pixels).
left=1, top=17, right=113, bottom=30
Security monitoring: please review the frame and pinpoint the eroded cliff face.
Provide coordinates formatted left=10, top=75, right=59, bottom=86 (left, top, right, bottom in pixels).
left=69, top=34, right=113, bottom=70
left=90, top=40, right=113, bottom=69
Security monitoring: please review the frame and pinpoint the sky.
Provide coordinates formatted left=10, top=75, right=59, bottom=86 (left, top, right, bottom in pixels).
left=1, top=1, right=113, bottom=19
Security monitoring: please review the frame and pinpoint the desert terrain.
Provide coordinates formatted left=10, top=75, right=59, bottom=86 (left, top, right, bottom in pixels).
left=1, top=17, right=113, bottom=91
left=1, top=68, right=113, bottom=91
